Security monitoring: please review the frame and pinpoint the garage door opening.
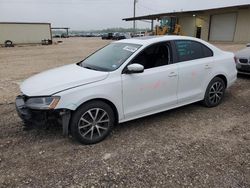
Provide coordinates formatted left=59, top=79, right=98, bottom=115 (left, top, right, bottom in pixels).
left=209, top=13, right=237, bottom=42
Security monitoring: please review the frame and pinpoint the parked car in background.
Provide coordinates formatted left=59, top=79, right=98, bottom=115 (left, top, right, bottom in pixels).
left=133, top=31, right=146, bottom=37
left=112, top=33, right=131, bottom=40
left=53, top=35, right=61, bottom=38
left=112, top=32, right=119, bottom=40
left=101, top=33, right=113, bottom=40
left=235, top=44, right=250, bottom=75
left=16, top=36, right=237, bottom=144
left=101, top=33, right=107, bottom=39
left=61, top=33, right=69, bottom=38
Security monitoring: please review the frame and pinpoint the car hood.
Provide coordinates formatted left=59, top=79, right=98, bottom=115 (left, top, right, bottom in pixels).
left=235, top=47, right=250, bottom=59
left=21, top=64, right=109, bottom=96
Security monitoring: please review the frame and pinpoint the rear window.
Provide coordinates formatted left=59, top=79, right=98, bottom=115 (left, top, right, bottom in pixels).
left=202, top=45, right=213, bottom=57
left=174, top=40, right=213, bottom=62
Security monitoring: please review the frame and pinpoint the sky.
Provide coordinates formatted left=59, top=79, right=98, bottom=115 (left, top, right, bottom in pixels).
left=0, top=0, right=250, bottom=30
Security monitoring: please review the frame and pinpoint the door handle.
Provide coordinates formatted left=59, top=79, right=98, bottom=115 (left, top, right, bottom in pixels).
left=205, top=64, right=212, bottom=69
left=168, top=72, right=177, bottom=77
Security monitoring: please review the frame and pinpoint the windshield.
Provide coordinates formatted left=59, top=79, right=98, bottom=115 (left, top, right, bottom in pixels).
left=81, top=43, right=141, bottom=71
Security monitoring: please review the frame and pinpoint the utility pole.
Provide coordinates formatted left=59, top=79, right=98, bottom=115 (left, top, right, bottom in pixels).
left=133, top=0, right=137, bottom=34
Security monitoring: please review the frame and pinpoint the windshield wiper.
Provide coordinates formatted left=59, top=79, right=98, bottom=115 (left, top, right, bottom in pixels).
left=84, top=66, right=96, bottom=70
left=80, top=63, right=110, bottom=72
left=82, top=64, right=99, bottom=71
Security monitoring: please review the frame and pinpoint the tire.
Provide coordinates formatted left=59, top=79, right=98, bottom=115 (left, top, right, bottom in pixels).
left=203, top=77, right=226, bottom=107
left=70, top=101, right=115, bottom=144
left=4, top=40, right=14, bottom=47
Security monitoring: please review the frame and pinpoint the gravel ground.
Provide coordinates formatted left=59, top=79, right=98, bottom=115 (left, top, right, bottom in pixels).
left=0, top=38, right=249, bottom=187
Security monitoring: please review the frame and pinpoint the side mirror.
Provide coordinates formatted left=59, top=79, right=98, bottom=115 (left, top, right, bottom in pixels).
left=126, top=63, right=144, bottom=74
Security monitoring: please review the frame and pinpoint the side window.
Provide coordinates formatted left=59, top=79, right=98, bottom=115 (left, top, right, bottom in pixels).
left=174, top=40, right=213, bottom=62
left=131, top=43, right=171, bottom=69
left=202, top=45, right=213, bottom=57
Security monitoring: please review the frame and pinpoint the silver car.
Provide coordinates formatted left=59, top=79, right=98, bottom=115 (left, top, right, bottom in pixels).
left=235, top=44, right=250, bottom=75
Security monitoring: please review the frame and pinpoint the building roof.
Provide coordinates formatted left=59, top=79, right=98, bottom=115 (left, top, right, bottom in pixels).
left=123, top=4, right=250, bottom=21
left=0, top=22, right=51, bottom=25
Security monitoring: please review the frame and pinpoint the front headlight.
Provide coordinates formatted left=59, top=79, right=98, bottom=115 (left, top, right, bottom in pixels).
left=26, top=96, right=60, bottom=110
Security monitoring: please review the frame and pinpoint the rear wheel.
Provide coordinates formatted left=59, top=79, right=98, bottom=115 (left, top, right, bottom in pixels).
left=70, top=101, right=114, bottom=144
left=203, top=77, right=226, bottom=107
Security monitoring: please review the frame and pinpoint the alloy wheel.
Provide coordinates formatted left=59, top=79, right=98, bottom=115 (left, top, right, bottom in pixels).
left=77, top=108, right=110, bottom=140
left=208, top=81, right=224, bottom=105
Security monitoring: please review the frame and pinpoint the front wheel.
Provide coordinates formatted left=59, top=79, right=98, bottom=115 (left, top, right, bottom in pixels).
left=70, top=101, right=115, bottom=145
left=203, top=77, right=226, bottom=107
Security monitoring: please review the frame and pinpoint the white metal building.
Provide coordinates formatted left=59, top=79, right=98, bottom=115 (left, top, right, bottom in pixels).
left=123, top=4, right=250, bottom=43
left=177, top=5, right=250, bottom=43
left=0, top=22, right=52, bottom=45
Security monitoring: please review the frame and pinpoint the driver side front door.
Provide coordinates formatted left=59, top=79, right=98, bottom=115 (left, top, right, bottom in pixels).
left=121, top=42, right=178, bottom=120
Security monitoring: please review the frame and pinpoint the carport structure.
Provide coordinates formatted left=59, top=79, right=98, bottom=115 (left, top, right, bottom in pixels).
left=123, top=4, right=250, bottom=43
left=123, top=14, right=176, bottom=32
left=51, top=27, right=70, bottom=36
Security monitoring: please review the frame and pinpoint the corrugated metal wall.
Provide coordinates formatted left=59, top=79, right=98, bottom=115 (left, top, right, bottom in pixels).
left=234, top=9, right=250, bottom=42
left=178, top=8, right=250, bottom=43
left=178, top=16, right=196, bottom=37
left=0, top=23, right=51, bottom=45
left=209, top=13, right=237, bottom=42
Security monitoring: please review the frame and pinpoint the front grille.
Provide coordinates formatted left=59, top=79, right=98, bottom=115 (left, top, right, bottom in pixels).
left=239, top=58, right=248, bottom=64
left=238, top=65, right=250, bottom=72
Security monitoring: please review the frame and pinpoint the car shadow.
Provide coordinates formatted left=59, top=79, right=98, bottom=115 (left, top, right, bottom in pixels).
left=114, top=102, right=201, bottom=132
left=237, top=73, right=250, bottom=79
left=21, top=120, right=63, bottom=139
left=19, top=93, right=235, bottom=144
left=20, top=102, right=202, bottom=143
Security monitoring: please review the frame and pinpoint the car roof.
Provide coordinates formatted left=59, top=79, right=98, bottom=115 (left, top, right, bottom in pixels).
left=115, top=35, right=206, bottom=46
left=114, top=35, right=223, bottom=55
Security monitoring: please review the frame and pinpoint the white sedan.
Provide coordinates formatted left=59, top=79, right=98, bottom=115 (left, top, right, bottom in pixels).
left=16, top=36, right=237, bottom=144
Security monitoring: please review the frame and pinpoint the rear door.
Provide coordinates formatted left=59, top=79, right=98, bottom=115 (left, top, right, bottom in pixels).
left=173, top=40, right=214, bottom=104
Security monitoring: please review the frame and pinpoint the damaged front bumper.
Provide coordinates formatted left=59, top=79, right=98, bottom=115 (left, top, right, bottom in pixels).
left=15, top=95, right=71, bottom=136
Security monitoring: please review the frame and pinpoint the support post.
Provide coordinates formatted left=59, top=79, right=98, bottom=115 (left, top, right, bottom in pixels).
left=133, top=0, right=137, bottom=34
left=151, top=19, right=154, bottom=31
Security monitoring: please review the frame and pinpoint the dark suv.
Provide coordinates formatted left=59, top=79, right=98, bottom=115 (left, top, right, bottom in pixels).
left=112, top=33, right=131, bottom=40
left=101, top=33, right=113, bottom=40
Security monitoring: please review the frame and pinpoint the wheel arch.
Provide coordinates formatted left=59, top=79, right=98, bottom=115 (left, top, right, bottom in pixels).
left=74, top=98, right=119, bottom=125
left=202, top=74, right=227, bottom=107
left=203, top=73, right=228, bottom=100
left=214, top=74, right=228, bottom=88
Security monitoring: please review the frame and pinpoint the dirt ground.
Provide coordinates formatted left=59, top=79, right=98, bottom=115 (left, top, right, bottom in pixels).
left=0, top=38, right=249, bottom=187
